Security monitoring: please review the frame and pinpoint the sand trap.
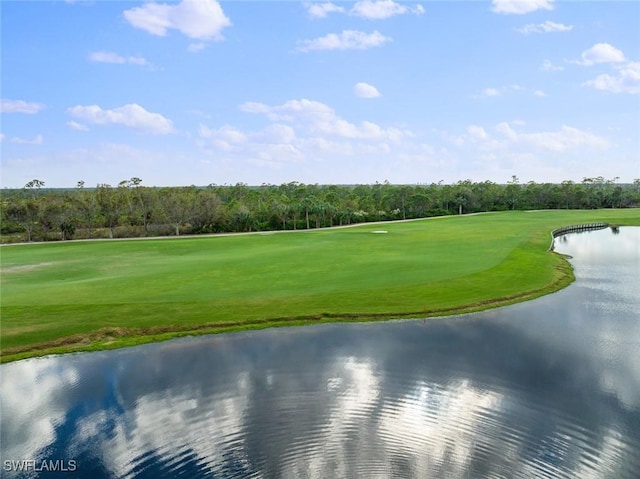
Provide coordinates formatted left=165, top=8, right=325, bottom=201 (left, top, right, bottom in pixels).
left=372, top=230, right=388, bottom=234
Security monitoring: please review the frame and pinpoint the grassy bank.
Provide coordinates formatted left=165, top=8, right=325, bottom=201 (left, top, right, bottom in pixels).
left=2, top=209, right=639, bottom=362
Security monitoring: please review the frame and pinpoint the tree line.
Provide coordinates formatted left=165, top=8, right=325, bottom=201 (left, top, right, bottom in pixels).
left=1, top=176, right=639, bottom=243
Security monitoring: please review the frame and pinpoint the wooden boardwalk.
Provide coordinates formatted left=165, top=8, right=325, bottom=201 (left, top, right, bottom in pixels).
left=552, top=223, right=610, bottom=238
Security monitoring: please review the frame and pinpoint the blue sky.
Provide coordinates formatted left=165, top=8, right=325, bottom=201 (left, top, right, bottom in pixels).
left=1, top=0, right=639, bottom=187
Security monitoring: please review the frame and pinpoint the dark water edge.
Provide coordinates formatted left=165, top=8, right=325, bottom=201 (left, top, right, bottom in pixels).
left=1, top=228, right=639, bottom=479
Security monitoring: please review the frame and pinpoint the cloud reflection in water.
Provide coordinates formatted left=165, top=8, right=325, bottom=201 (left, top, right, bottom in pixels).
left=1, top=228, right=639, bottom=478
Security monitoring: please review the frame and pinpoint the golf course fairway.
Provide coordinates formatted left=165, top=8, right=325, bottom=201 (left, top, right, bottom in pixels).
left=2, top=209, right=639, bottom=363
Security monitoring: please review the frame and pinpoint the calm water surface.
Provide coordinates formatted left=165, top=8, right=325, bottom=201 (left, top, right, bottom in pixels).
left=1, top=228, right=639, bottom=478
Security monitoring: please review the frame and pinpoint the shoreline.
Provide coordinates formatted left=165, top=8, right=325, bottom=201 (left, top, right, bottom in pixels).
left=2, top=211, right=638, bottom=364
left=1, top=253, right=574, bottom=363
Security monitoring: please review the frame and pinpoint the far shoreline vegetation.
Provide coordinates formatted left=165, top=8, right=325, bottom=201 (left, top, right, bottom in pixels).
left=1, top=202, right=639, bottom=363
left=1, top=176, right=639, bottom=243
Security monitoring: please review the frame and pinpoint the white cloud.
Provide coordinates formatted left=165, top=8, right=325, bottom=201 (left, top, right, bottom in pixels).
left=10, top=134, right=44, bottom=145
left=67, top=103, right=174, bottom=134
left=447, top=122, right=609, bottom=154
left=435, top=129, right=465, bottom=147
left=583, top=62, right=640, bottom=94
left=187, top=42, right=206, bottom=53
left=0, top=133, right=4, bottom=143
left=517, top=20, right=572, bottom=34
left=128, top=57, right=149, bottom=66
left=238, top=102, right=272, bottom=116
left=494, top=122, right=517, bottom=141
left=123, top=0, right=231, bottom=41
left=491, top=0, right=553, bottom=14
left=239, top=98, right=411, bottom=141
left=475, top=88, right=501, bottom=98
left=296, top=30, right=391, bottom=52
left=527, top=126, right=609, bottom=151
left=199, top=122, right=301, bottom=155
left=305, top=2, right=345, bottom=19
left=89, top=51, right=126, bottom=63
left=467, top=125, right=488, bottom=140
left=350, top=0, right=424, bottom=20
left=198, top=122, right=303, bottom=167
left=354, top=82, right=381, bottom=98
left=576, top=43, right=625, bottom=66
left=541, top=59, right=564, bottom=71
left=0, top=359, right=80, bottom=462
left=67, top=120, right=89, bottom=131
left=494, top=122, right=609, bottom=151
left=198, top=124, right=248, bottom=151
left=260, top=124, right=298, bottom=145
left=1, top=99, right=46, bottom=114
left=89, top=51, right=150, bottom=67
left=306, top=1, right=423, bottom=20
left=196, top=98, right=419, bottom=174
left=534, top=90, right=547, bottom=97
left=475, top=85, right=541, bottom=99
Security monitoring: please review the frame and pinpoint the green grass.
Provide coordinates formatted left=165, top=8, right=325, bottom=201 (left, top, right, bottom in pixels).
left=2, top=209, right=639, bottom=362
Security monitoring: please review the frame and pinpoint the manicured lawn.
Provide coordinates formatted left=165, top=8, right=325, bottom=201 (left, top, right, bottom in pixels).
left=1, top=209, right=639, bottom=362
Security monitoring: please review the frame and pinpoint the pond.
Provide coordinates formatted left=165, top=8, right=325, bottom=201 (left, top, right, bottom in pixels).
left=1, top=228, right=639, bottom=478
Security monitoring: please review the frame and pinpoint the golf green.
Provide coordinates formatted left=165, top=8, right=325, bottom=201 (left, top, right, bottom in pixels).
left=2, top=209, right=639, bottom=362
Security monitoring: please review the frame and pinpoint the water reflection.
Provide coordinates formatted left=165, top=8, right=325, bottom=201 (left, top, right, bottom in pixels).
left=1, top=228, right=639, bottom=478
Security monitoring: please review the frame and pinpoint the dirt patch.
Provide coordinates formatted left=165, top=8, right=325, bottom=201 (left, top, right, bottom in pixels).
left=1, top=325, right=44, bottom=336
left=1, top=262, right=55, bottom=274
